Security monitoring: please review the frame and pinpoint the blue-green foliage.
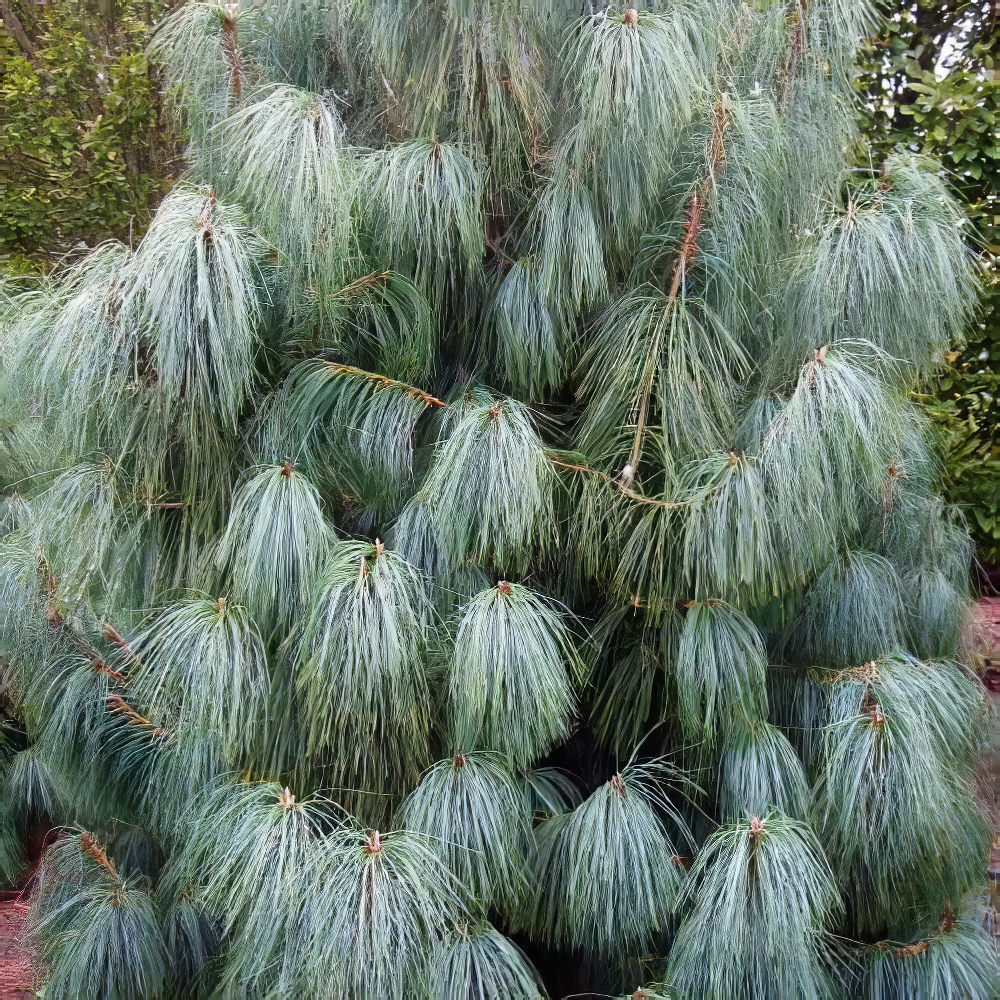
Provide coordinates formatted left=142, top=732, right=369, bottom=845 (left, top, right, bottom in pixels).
left=0, top=0, right=988, bottom=995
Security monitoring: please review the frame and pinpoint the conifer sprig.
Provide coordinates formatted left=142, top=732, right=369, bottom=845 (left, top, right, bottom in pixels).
left=220, top=85, right=352, bottom=318
left=396, top=751, right=533, bottom=915
left=415, top=396, right=559, bottom=574
left=215, top=461, right=332, bottom=633
left=269, top=360, right=441, bottom=516
left=28, top=833, right=169, bottom=1000
left=127, top=595, right=269, bottom=761
left=427, top=921, right=549, bottom=1000
left=306, top=823, right=468, bottom=997
left=674, top=599, right=768, bottom=741
left=526, top=760, right=690, bottom=959
left=667, top=810, right=842, bottom=999
left=861, top=900, right=1000, bottom=999
left=448, top=581, right=579, bottom=768
left=295, top=539, right=433, bottom=810
left=159, top=779, right=334, bottom=994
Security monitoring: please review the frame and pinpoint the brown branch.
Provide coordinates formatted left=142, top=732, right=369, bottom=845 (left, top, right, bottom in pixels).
left=894, top=940, right=929, bottom=959
left=337, top=271, right=393, bottom=298
left=102, top=621, right=136, bottom=663
left=625, top=99, right=730, bottom=479
left=322, top=362, right=446, bottom=408
left=91, top=655, right=126, bottom=685
left=0, top=0, right=35, bottom=58
left=39, top=565, right=64, bottom=629
left=220, top=3, right=243, bottom=103
left=64, top=627, right=132, bottom=686
left=197, top=189, right=217, bottom=230
left=547, top=455, right=686, bottom=509
left=871, top=905, right=959, bottom=963
left=106, top=695, right=170, bottom=738
left=79, top=832, right=118, bottom=878
left=781, top=0, right=810, bottom=107
left=815, top=660, right=882, bottom=686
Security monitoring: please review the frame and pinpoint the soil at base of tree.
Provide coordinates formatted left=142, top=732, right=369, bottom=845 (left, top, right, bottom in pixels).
left=0, top=896, right=31, bottom=1000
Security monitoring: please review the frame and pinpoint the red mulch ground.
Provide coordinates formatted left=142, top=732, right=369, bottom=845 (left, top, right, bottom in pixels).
left=0, top=824, right=52, bottom=999
left=979, top=596, right=1000, bottom=688
left=0, top=896, right=33, bottom=999
left=973, top=596, right=1000, bottom=934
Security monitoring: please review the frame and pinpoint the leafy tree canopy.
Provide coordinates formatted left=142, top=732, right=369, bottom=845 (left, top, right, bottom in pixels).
left=858, top=0, right=1000, bottom=565
left=0, top=0, right=175, bottom=271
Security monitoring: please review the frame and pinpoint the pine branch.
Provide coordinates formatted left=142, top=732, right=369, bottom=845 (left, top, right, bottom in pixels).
left=396, top=752, right=532, bottom=915
left=320, top=363, right=445, bottom=409
left=674, top=599, right=767, bottom=741
left=305, top=822, right=467, bottom=996
left=524, top=760, right=690, bottom=958
left=448, top=581, right=580, bottom=769
left=128, top=596, right=270, bottom=760
left=861, top=901, right=999, bottom=998
left=215, top=462, right=332, bottom=634
left=411, top=395, right=558, bottom=574
left=266, top=360, right=443, bottom=518
left=547, top=453, right=685, bottom=509
left=27, top=834, right=169, bottom=999
left=625, top=98, right=730, bottom=481
left=78, top=832, right=118, bottom=878
left=295, top=539, right=433, bottom=815
left=667, top=810, right=842, bottom=998
left=427, top=922, right=547, bottom=1000
left=219, top=3, right=244, bottom=102
left=106, top=696, right=171, bottom=739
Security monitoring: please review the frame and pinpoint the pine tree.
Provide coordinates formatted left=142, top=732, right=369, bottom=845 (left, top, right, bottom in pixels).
left=0, top=0, right=995, bottom=995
